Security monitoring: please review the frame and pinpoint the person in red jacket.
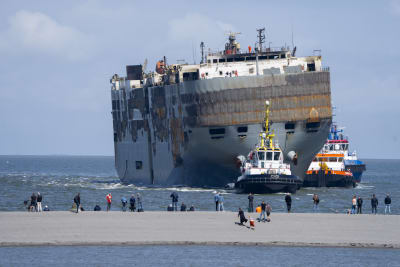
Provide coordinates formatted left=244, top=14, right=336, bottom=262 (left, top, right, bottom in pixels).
left=106, top=193, right=112, bottom=211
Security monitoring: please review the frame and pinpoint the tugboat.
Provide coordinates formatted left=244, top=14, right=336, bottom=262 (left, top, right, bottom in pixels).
left=304, top=150, right=354, bottom=187
left=326, top=125, right=366, bottom=183
left=235, top=101, right=303, bottom=194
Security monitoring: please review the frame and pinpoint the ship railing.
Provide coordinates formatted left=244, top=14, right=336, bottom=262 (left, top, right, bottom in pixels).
left=321, top=66, right=330, bottom=72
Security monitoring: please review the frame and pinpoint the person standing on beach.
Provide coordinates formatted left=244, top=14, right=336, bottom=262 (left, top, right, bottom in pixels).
left=214, top=192, right=219, bottom=211
left=266, top=202, right=272, bottom=222
left=121, top=197, right=127, bottom=212
left=37, top=192, right=43, bottom=212
left=357, top=197, right=363, bottom=214
left=248, top=193, right=254, bottom=213
left=170, top=192, right=179, bottom=211
left=259, top=201, right=267, bottom=222
left=371, top=194, right=378, bottom=214
left=285, top=193, right=292, bottom=213
left=218, top=193, right=224, bottom=211
left=137, top=193, right=143, bottom=211
left=312, top=194, right=319, bottom=212
left=74, top=193, right=80, bottom=213
left=129, top=194, right=136, bottom=212
left=30, top=193, right=37, bottom=212
left=384, top=194, right=391, bottom=214
left=351, top=195, right=357, bottom=214
left=106, top=193, right=112, bottom=211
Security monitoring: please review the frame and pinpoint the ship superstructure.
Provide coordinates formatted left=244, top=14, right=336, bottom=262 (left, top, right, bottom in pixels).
left=110, top=29, right=332, bottom=186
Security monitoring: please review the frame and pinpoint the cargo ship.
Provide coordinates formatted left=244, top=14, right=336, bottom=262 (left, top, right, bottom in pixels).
left=110, top=28, right=332, bottom=186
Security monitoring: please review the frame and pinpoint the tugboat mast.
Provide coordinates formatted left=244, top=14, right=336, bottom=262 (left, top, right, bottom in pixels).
left=259, top=100, right=275, bottom=149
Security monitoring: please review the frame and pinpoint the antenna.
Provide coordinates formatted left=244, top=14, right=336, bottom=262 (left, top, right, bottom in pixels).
left=200, top=42, right=205, bottom=64
left=291, top=24, right=294, bottom=49
left=256, top=28, right=265, bottom=52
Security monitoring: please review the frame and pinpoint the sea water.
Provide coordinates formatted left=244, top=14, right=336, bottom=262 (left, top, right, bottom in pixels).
left=0, top=245, right=399, bottom=267
left=0, top=156, right=398, bottom=214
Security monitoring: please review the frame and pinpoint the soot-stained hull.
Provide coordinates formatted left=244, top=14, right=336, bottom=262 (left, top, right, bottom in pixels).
left=112, top=71, right=332, bottom=186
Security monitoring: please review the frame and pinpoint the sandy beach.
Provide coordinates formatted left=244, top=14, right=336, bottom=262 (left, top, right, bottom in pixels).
left=0, top=211, right=399, bottom=248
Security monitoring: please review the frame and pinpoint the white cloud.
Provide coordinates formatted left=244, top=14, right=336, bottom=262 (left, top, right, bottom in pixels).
left=168, top=13, right=235, bottom=50
left=0, top=10, right=93, bottom=61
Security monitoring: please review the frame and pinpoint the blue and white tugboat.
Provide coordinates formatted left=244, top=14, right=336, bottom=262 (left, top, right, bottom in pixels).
left=235, top=101, right=303, bottom=194
left=325, top=125, right=366, bottom=183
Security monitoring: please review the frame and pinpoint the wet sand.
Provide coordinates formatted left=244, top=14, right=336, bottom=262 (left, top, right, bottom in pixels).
left=0, top=211, right=399, bottom=248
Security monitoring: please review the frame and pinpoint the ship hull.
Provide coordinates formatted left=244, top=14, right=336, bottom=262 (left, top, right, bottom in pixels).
left=345, top=163, right=366, bottom=183
left=235, top=174, right=302, bottom=194
left=304, top=171, right=354, bottom=187
left=112, top=71, right=332, bottom=186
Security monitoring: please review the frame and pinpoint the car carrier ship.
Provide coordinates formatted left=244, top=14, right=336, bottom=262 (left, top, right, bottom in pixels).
left=110, top=28, right=332, bottom=186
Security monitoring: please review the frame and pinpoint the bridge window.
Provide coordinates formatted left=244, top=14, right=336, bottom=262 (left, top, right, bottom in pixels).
left=258, top=152, right=265, bottom=160
left=329, top=157, right=337, bottom=162
left=274, top=152, right=281, bottom=161
left=227, top=58, right=233, bottom=62
left=266, top=152, right=273, bottom=160
left=213, top=59, right=218, bottom=63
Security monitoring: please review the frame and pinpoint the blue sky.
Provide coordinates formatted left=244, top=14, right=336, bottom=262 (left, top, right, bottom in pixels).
left=0, top=0, right=399, bottom=159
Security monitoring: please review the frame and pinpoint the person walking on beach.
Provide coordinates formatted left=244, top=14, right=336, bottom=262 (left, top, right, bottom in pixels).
left=137, top=193, right=143, bottom=211
left=371, top=194, right=378, bottom=214
left=106, top=193, right=112, bottom=211
left=121, top=196, right=127, bottom=212
left=259, top=201, right=267, bottom=222
left=214, top=192, right=219, bottom=211
left=74, top=193, right=80, bottom=213
left=357, top=197, right=363, bottom=214
left=384, top=194, right=391, bottom=214
left=238, top=208, right=248, bottom=225
left=30, top=193, right=37, bottom=212
left=129, top=194, right=136, bottom=212
left=351, top=195, right=357, bottom=214
left=285, top=193, right=292, bottom=213
left=218, top=193, right=224, bottom=211
left=170, top=192, right=179, bottom=211
left=248, top=193, right=254, bottom=213
left=313, top=194, right=319, bottom=212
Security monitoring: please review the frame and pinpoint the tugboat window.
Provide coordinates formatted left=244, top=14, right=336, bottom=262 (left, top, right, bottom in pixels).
left=258, top=152, right=265, bottom=160
left=274, top=152, right=281, bottom=161
left=338, top=158, right=343, bottom=162
left=266, top=152, right=273, bottom=160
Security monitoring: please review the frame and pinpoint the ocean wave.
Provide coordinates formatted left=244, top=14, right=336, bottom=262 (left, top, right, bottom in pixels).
left=355, top=184, right=375, bottom=190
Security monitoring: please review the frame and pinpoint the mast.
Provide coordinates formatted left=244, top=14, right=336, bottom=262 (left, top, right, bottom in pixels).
left=200, top=41, right=205, bottom=64
left=259, top=100, right=275, bottom=149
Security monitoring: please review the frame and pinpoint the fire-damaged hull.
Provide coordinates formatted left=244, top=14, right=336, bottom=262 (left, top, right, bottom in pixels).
left=111, top=71, right=332, bottom=186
